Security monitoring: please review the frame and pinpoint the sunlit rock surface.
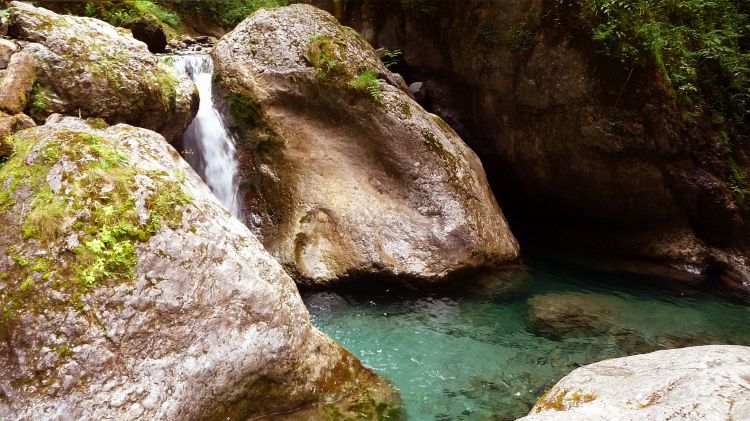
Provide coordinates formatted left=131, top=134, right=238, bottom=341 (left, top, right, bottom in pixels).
left=212, top=4, right=520, bottom=287
left=0, top=117, right=399, bottom=420
left=4, top=1, right=197, bottom=140
left=520, top=345, right=750, bottom=420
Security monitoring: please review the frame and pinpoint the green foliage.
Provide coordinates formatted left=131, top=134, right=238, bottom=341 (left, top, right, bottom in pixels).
left=399, top=0, right=438, bottom=16
left=476, top=22, right=502, bottom=46
left=169, top=0, right=286, bottom=28
left=580, top=0, right=749, bottom=140
left=132, top=0, right=180, bottom=27
left=349, top=69, right=383, bottom=102
left=381, top=48, right=402, bottom=68
left=308, top=35, right=345, bottom=80
left=80, top=1, right=181, bottom=31
left=28, top=82, right=52, bottom=119
left=728, top=158, right=750, bottom=205
left=509, top=20, right=537, bottom=53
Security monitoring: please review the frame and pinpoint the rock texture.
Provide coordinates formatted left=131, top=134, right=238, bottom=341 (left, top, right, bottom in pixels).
left=520, top=345, right=750, bottom=420
left=0, top=48, right=34, bottom=114
left=308, top=0, right=750, bottom=299
left=4, top=2, right=197, bottom=141
left=212, top=4, right=520, bottom=286
left=0, top=117, right=399, bottom=419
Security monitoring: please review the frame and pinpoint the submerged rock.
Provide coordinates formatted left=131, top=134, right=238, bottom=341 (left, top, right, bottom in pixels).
left=0, top=117, right=400, bottom=419
left=528, top=293, right=617, bottom=339
left=212, top=4, right=520, bottom=286
left=520, top=345, right=750, bottom=420
left=4, top=1, right=197, bottom=141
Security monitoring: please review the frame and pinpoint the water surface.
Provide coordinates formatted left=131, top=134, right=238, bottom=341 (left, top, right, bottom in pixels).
left=303, top=262, right=750, bottom=420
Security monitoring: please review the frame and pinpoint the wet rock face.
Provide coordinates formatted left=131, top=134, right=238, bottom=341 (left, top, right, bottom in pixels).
left=0, top=117, right=399, bottom=419
left=519, top=345, right=750, bottom=420
left=308, top=0, right=750, bottom=299
left=4, top=1, right=197, bottom=141
left=212, top=4, right=520, bottom=287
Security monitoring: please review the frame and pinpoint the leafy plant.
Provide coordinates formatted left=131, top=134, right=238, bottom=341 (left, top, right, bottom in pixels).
left=580, top=0, right=749, bottom=140
left=349, top=69, right=383, bottom=102
left=381, top=48, right=402, bottom=68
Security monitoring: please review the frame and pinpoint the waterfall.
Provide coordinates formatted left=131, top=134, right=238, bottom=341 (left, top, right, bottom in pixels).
left=172, top=55, right=241, bottom=218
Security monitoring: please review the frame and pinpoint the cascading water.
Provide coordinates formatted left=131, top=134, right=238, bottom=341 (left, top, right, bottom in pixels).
left=172, top=55, right=241, bottom=218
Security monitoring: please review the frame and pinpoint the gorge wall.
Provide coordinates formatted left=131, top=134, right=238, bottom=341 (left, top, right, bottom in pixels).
left=307, top=0, right=750, bottom=299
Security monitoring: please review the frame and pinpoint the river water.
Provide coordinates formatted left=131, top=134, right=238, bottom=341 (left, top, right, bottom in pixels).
left=172, top=55, right=241, bottom=218
left=170, top=54, right=748, bottom=421
left=303, top=261, right=750, bottom=420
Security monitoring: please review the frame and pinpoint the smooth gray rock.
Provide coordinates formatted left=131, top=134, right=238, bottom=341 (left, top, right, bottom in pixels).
left=519, top=345, right=750, bottom=421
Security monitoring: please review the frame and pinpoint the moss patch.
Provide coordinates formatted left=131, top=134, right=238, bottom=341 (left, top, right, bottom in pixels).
left=308, top=34, right=346, bottom=80
left=0, top=128, right=191, bottom=325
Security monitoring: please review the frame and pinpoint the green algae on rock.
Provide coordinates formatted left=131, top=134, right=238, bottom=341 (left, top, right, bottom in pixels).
left=0, top=117, right=401, bottom=419
left=212, top=4, right=520, bottom=287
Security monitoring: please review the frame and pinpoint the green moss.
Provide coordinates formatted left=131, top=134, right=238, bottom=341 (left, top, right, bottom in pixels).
left=21, top=188, right=68, bottom=242
left=27, top=82, right=55, bottom=120
left=85, top=117, right=110, bottom=130
left=57, top=343, right=72, bottom=358
left=0, top=128, right=192, bottom=322
left=154, top=65, right=178, bottom=111
left=226, top=91, right=264, bottom=131
left=308, top=34, right=346, bottom=80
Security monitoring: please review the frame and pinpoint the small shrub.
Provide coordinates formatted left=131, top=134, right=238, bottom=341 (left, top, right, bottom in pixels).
left=509, top=20, right=537, bottom=53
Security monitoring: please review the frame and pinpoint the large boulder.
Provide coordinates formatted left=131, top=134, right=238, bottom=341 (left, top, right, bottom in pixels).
left=520, top=345, right=750, bottom=420
left=4, top=2, right=197, bottom=141
left=0, top=117, right=400, bottom=419
left=308, top=0, right=750, bottom=300
left=212, top=4, right=520, bottom=286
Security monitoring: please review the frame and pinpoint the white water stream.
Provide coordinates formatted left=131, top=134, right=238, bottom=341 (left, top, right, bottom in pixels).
left=173, top=55, right=241, bottom=218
